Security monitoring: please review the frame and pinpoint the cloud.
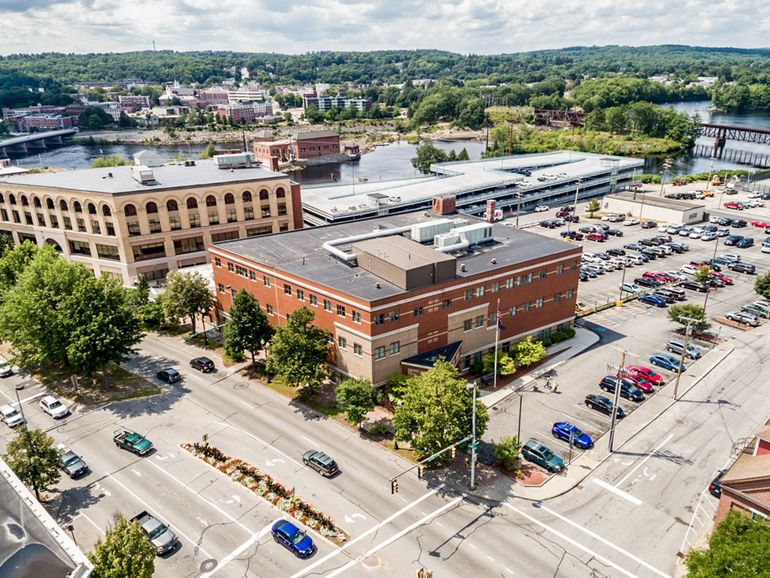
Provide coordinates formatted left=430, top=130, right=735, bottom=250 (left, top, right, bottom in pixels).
left=0, top=0, right=768, bottom=55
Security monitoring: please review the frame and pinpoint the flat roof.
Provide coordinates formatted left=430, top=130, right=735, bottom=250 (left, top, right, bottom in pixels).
left=607, top=191, right=706, bottom=211
left=301, top=151, right=643, bottom=219
left=723, top=451, right=770, bottom=485
left=0, top=159, right=286, bottom=195
left=353, top=236, right=456, bottom=270
left=213, top=211, right=579, bottom=303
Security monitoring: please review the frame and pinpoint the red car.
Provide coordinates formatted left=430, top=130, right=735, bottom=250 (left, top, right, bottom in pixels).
left=712, top=272, right=734, bottom=285
left=658, top=272, right=679, bottom=282
left=724, top=202, right=743, bottom=210
left=623, top=373, right=654, bottom=393
left=643, top=271, right=669, bottom=282
left=751, top=220, right=770, bottom=228
left=586, top=233, right=606, bottom=242
left=626, top=365, right=664, bottom=386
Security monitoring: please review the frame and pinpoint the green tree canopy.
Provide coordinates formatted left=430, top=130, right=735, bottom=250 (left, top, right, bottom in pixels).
left=510, top=336, right=547, bottom=367
left=586, top=199, right=600, bottom=217
left=493, top=436, right=521, bottom=471
left=686, top=510, right=770, bottom=577
left=411, top=140, right=448, bottom=174
left=755, top=270, right=770, bottom=300
left=336, top=378, right=376, bottom=425
left=91, top=155, right=126, bottom=168
left=88, top=516, right=155, bottom=578
left=393, top=359, right=489, bottom=459
left=693, top=265, right=713, bottom=284
left=223, top=289, right=273, bottom=364
left=162, top=271, right=214, bottom=333
left=0, top=240, right=40, bottom=297
left=667, top=303, right=711, bottom=333
left=3, top=428, right=61, bottom=500
left=265, top=306, right=329, bottom=391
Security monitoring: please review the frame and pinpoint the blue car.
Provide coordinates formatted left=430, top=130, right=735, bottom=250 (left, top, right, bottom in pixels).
left=639, top=294, right=668, bottom=308
left=551, top=422, right=593, bottom=449
left=649, top=353, right=686, bottom=373
left=271, top=520, right=315, bottom=558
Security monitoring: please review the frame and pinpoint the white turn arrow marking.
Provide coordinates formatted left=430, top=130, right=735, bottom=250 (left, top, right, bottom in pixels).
left=265, top=459, right=286, bottom=467
left=221, top=494, right=241, bottom=504
left=196, top=516, right=208, bottom=526
left=344, top=513, right=367, bottom=524
left=131, top=469, right=142, bottom=477
left=93, top=482, right=111, bottom=497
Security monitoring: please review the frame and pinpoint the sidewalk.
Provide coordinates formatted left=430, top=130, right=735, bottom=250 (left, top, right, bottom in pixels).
left=472, top=340, right=735, bottom=502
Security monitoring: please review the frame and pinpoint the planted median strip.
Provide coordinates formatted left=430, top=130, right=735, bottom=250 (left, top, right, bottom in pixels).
left=182, top=442, right=348, bottom=545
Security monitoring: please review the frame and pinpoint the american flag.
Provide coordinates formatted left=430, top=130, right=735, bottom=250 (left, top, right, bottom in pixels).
left=496, top=310, right=505, bottom=331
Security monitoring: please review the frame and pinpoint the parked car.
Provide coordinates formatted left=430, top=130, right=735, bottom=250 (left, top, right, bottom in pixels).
left=0, top=404, right=25, bottom=428
left=620, top=282, right=643, bottom=293
left=535, top=205, right=549, bottom=212
left=701, top=232, right=718, bottom=241
left=606, top=228, right=624, bottom=237
left=271, top=519, right=315, bottom=558
left=679, top=264, right=697, bottom=275
left=741, top=303, right=769, bottom=319
left=622, top=373, right=654, bottom=393
left=624, top=242, right=646, bottom=251
left=302, top=449, right=339, bottom=477
left=599, top=376, right=645, bottom=402
left=0, top=356, right=13, bottom=378
left=561, top=230, right=583, bottom=240
left=623, top=218, right=640, bottom=226
left=652, top=289, right=677, bottom=303
left=521, top=439, right=565, bottom=473
left=189, top=357, right=215, bottom=373
left=723, top=235, right=744, bottom=246
left=551, top=422, right=593, bottom=449
left=682, top=280, right=708, bottom=292
left=712, top=272, right=734, bottom=285
left=709, top=470, right=726, bottom=498
left=626, top=365, right=664, bottom=386
left=57, top=444, right=89, bottom=478
left=585, top=394, right=626, bottom=418
left=586, top=232, right=606, bottom=242
left=751, top=220, right=770, bottom=228
left=635, top=277, right=661, bottom=288
left=732, top=219, right=748, bottom=228
left=156, top=368, right=181, bottom=383
left=639, top=294, right=668, bottom=307
left=39, top=395, right=69, bottom=419
left=666, top=338, right=702, bottom=360
left=649, top=353, right=686, bottom=372
left=736, top=237, right=755, bottom=248
left=607, top=248, right=626, bottom=257
left=726, top=311, right=761, bottom=326
left=641, top=221, right=657, bottom=229
left=728, top=261, right=756, bottom=274
left=723, top=201, right=743, bottom=210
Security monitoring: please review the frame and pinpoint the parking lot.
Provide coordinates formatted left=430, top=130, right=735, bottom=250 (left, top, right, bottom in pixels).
left=486, top=193, right=770, bottom=473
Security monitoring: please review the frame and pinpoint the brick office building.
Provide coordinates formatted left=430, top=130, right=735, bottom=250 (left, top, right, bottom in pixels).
left=210, top=211, right=580, bottom=385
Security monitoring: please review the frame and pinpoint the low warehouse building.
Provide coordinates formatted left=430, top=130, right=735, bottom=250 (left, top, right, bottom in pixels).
left=601, top=192, right=705, bottom=225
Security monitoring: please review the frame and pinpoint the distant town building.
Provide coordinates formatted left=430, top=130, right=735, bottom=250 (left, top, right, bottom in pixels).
left=197, top=88, right=230, bottom=107
left=2, top=105, right=80, bottom=133
left=215, top=100, right=275, bottom=124
left=117, top=95, right=150, bottom=112
left=252, top=129, right=348, bottom=170
left=302, top=93, right=369, bottom=112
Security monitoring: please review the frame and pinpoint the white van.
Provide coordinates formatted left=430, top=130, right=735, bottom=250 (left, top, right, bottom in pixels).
left=0, top=356, right=12, bottom=378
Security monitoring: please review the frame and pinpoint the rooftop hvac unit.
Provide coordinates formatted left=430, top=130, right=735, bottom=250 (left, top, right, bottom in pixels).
left=132, top=166, right=156, bottom=185
left=451, top=223, right=493, bottom=246
left=410, top=218, right=453, bottom=243
left=215, top=152, right=257, bottom=169
left=434, top=232, right=462, bottom=249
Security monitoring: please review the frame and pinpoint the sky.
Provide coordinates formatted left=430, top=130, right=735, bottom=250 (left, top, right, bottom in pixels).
left=1, top=0, right=769, bottom=55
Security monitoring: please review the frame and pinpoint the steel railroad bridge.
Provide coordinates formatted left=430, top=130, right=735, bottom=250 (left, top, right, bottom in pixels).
left=700, top=123, right=770, bottom=158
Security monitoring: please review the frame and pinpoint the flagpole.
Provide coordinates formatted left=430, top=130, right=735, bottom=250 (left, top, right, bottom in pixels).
left=493, top=298, right=500, bottom=389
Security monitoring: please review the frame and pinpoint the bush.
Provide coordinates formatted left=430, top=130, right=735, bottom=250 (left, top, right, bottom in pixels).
left=539, top=337, right=553, bottom=347
left=493, top=436, right=521, bottom=471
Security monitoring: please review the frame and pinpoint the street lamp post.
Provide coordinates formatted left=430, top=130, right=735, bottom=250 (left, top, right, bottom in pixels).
left=703, top=236, right=721, bottom=314
left=14, top=385, right=26, bottom=424
left=466, top=382, right=477, bottom=491
left=617, top=264, right=628, bottom=303
left=567, top=179, right=582, bottom=234
left=659, top=158, right=673, bottom=198
left=673, top=317, right=698, bottom=401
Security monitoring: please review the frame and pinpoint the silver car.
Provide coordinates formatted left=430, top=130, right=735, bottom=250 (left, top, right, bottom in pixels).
left=726, top=311, right=760, bottom=326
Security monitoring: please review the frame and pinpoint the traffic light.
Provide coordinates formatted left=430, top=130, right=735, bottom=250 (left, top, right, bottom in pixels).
left=450, top=446, right=457, bottom=459
left=417, top=465, right=425, bottom=479
left=391, top=479, right=399, bottom=494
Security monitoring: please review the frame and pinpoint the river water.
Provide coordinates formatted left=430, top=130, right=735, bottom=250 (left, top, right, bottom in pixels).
left=8, top=102, right=770, bottom=182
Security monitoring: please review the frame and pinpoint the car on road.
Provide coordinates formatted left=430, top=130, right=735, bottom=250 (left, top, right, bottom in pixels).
left=535, top=205, right=549, bottom=212
left=599, top=376, right=645, bottom=402
left=623, top=218, right=640, bottom=226
left=709, top=470, right=726, bottom=498
left=584, top=394, right=626, bottom=418
left=521, top=439, right=565, bottom=473
left=113, top=428, right=154, bottom=455
left=132, top=511, right=179, bottom=555
left=728, top=261, right=756, bottom=274
left=189, top=357, right=215, bottom=373
left=639, top=294, right=668, bottom=308
left=39, top=395, right=69, bottom=419
left=649, top=353, right=686, bottom=372
left=551, top=422, right=593, bottom=449
left=736, top=237, right=755, bottom=248
left=302, top=449, right=339, bottom=477
left=666, top=339, right=702, bottom=360
left=626, top=365, right=664, bottom=386
left=682, top=280, right=708, bottom=292
left=272, top=519, right=315, bottom=558
left=726, top=311, right=761, bottom=326
left=57, top=444, right=89, bottom=478
left=156, top=368, right=181, bottom=383
left=0, top=404, right=25, bottom=428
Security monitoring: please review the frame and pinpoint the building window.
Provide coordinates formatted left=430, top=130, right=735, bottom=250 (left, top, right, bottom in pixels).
left=464, top=319, right=473, bottom=331
left=518, top=273, right=533, bottom=285
left=390, top=342, right=400, bottom=355
left=127, top=221, right=140, bottom=236
left=277, top=203, right=287, bottom=216
left=263, top=275, right=270, bottom=287
left=284, top=284, right=292, bottom=295
left=554, top=293, right=562, bottom=303
left=509, top=306, right=517, bottom=317
left=235, top=265, right=248, bottom=277
left=570, top=261, right=578, bottom=271
left=90, top=220, right=101, bottom=234
left=132, top=242, right=166, bottom=262
left=389, top=310, right=400, bottom=322
left=215, top=257, right=221, bottom=267
left=491, top=281, right=500, bottom=293
left=536, top=298, right=544, bottom=309
left=324, top=299, right=332, bottom=312
left=249, top=271, right=256, bottom=281
left=539, top=269, right=547, bottom=280
left=188, top=213, right=201, bottom=228
left=338, top=336, right=347, bottom=349
left=296, top=289, right=305, bottom=301
left=244, top=206, right=254, bottom=220
left=266, top=304, right=273, bottom=315
left=354, top=344, right=362, bottom=357
left=174, top=236, right=204, bottom=255
left=261, top=207, right=271, bottom=219
left=247, top=225, right=272, bottom=237
left=68, top=240, right=92, bottom=256
left=374, top=313, right=384, bottom=325
left=556, top=264, right=564, bottom=275
left=474, top=286, right=484, bottom=298
left=523, top=302, right=531, bottom=313
left=413, top=306, right=423, bottom=317
left=374, top=346, right=385, bottom=360
left=336, top=305, right=345, bottom=317
left=309, top=295, right=317, bottom=306
left=474, top=315, right=484, bottom=328
left=211, top=230, right=239, bottom=243
left=464, top=289, right=473, bottom=301
left=218, top=283, right=225, bottom=293
left=352, top=311, right=361, bottom=323
left=149, top=219, right=162, bottom=234
left=227, top=208, right=237, bottom=223
left=0, top=209, right=7, bottom=222
left=208, top=210, right=219, bottom=225
left=76, top=218, right=86, bottom=232
left=227, top=262, right=234, bottom=272
left=95, top=244, right=120, bottom=260
left=169, top=215, right=181, bottom=230
left=566, top=289, right=574, bottom=299
left=443, top=298, right=452, bottom=309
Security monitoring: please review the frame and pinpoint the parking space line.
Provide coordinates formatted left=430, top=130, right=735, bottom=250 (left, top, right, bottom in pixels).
left=199, top=519, right=277, bottom=578
left=73, top=512, right=106, bottom=536
left=503, top=502, right=638, bottom=578
left=593, top=479, right=643, bottom=506
left=616, top=433, right=673, bottom=487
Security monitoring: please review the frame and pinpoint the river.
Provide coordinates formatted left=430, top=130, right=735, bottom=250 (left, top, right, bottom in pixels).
left=8, top=102, right=770, bottom=182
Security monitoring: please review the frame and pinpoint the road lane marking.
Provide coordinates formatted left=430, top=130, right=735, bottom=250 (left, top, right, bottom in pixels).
left=616, top=433, right=674, bottom=487
left=215, top=421, right=303, bottom=467
left=105, top=472, right=214, bottom=558
left=199, top=519, right=277, bottom=578
left=322, top=496, right=464, bottom=578
left=238, top=400, right=251, bottom=408
left=301, top=434, right=319, bottom=446
left=73, top=512, right=105, bottom=536
left=144, top=458, right=254, bottom=533
left=594, top=479, right=643, bottom=506
left=538, top=504, right=670, bottom=577
left=503, top=503, right=638, bottom=578
left=289, top=484, right=446, bottom=578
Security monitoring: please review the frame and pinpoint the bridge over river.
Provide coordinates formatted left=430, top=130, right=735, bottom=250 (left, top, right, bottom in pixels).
left=0, top=128, right=79, bottom=157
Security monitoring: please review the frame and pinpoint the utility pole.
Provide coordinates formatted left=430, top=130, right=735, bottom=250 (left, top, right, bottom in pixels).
left=607, top=348, right=637, bottom=453
left=467, top=381, right=478, bottom=491
left=703, top=237, right=721, bottom=314
left=673, top=316, right=699, bottom=401
left=567, top=178, right=582, bottom=234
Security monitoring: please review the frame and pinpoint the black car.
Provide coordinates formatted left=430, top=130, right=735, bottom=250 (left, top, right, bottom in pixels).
left=729, top=261, right=756, bottom=274
left=579, top=272, right=589, bottom=282
left=709, top=470, right=726, bottom=498
left=624, top=242, right=646, bottom=251
left=606, top=228, right=624, bottom=237
left=607, top=248, right=626, bottom=257
left=635, top=252, right=652, bottom=262
left=302, top=449, right=339, bottom=477
left=564, top=215, right=580, bottom=223
left=731, top=219, right=747, bottom=228
left=561, top=231, right=583, bottom=240
left=594, top=252, right=611, bottom=260
left=736, top=237, right=754, bottom=248
left=190, top=357, right=215, bottom=373
left=640, top=238, right=659, bottom=246
left=641, top=221, right=657, bottom=229
left=641, top=248, right=660, bottom=260
left=708, top=276, right=725, bottom=288
left=599, top=376, right=645, bottom=402
left=156, top=368, right=181, bottom=383
left=717, top=217, right=733, bottom=226
left=634, top=277, right=661, bottom=288
left=540, top=219, right=559, bottom=229
left=682, top=280, right=708, bottom=292
left=665, top=243, right=687, bottom=253
left=703, top=260, right=722, bottom=272
left=585, top=394, right=626, bottom=418
left=723, top=235, right=744, bottom=246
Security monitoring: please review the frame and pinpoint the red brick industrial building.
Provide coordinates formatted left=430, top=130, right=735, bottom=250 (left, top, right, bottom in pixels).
left=210, top=210, right=580, bottom=385
left=252, top=130, right=341, bottom=170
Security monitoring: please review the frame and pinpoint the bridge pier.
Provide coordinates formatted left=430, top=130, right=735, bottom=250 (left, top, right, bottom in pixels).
left=714, top=136, right=726, bottom=159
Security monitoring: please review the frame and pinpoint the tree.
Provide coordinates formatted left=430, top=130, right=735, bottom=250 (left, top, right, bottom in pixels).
left=694, top=265, right=713, bottom=284
left=199, top=143, right=216, bottom=159
left=336, top=379, right=376, bottom=426
left=265, top=306, right=329, bottom=391
left=0, top=240, right=40, bottom=297
left=668, top=303, right=711, bottom=333
left=162, top=271, right=214, bottom=334
left=457, top=147, right=470, bottom=161
left=493, top=436, right=521, bottom=471
left=509, top=336, right=547, bottom=367
left=586, top=199, right=601, bottom=217
left=481, top=352, right=516, bottom=376
left=411, top=141, right=448, bottom=174
left=88, top=516, right=155, bottom=578
left=223, top=289, right=273, bottom=364
left=686, top=510, right=770, bottom=577
left=3, top=427, right=61, bottom=500
left=92, top=155, right=126, bottom=168
left=393, top=359, right=489, bottom=459
left=755, top=270, right=770, bottom=300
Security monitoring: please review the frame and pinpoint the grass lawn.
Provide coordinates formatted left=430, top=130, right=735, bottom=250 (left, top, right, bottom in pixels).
left=37, top=363, right=161, bottom=406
